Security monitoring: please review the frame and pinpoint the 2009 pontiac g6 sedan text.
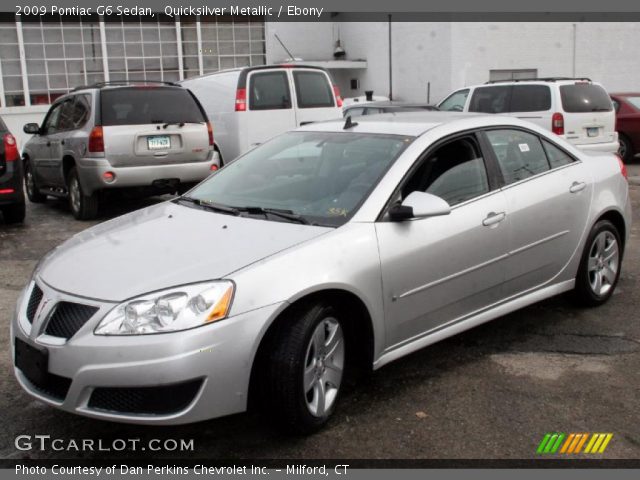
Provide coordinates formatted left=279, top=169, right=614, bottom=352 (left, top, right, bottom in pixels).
left=11, top=113, right=631, bottom=433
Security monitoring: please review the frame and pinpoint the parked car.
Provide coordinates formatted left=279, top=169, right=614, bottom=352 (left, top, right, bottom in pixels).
left=181, top=65, right=342, bottom=164
left=343, top=101, right=439, bottom=117
left=21, top=81, right=218, bottom=220
left=342, top=93, right=390, bottom=108
left=12, top=113, right=630, bottom=433
left=0, top=116, right=25, bottom=224
left=610, top=93, right=640, bottom=163
left=438, top=77, right=618, bottom=153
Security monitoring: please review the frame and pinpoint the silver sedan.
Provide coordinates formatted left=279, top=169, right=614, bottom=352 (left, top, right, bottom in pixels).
left=11, top=113, right=632, bottom=433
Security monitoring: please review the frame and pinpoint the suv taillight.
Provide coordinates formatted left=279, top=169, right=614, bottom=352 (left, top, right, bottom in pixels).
left=333, top=85, right=343, bottom=108
left=552, top=112, right=564, bottom=135
left=206, top=121, right=214, bottom=146
left=2, top=133, right=19, bottom=161
left=88, top=126, right=104, bottom=153
left=616, top=153, right=628, bottom=180
left=235, top=88, right=247, bottom=112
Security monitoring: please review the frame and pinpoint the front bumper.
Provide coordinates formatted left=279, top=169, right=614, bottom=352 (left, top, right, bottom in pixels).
left=76, top=151, right=220, bottom=196
left=11, top=279, right=283, bottom=425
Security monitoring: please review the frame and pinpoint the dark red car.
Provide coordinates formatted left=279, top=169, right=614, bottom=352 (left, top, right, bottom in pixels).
left=610, top=93, right=640, bottom=163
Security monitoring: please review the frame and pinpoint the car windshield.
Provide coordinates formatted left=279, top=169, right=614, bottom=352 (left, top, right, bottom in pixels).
left=625, top=96, right=640, bottom=110
left=184, top=131, right=413, bottom=227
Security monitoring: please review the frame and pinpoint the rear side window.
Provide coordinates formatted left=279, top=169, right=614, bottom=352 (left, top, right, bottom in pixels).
left=249, top=71, right=291, bottom=110
left=293, top=71, right=334, bottom=108
left=485, top=129, right=550, bottom=184
left=510, top=85, right=551, bottom=112
left=71, top=94, right=91, bottom=129
left=542, top=140, right=575, bottom=169
left=469, top=86, right=511, bottom=114
left=100, top=87, right=206, bottom=126
left=560, top=84, right=613, bottom=113
left=344, top=107, right=365, bottom=117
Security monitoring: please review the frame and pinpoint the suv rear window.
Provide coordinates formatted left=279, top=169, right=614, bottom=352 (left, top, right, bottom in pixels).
left=100, top=87, right=206, bottom=126
left=469, top=85, right=551, bottom=113
left=560, top=84, right=613, bottom=113
left=293, top=71, right=334, bottom=108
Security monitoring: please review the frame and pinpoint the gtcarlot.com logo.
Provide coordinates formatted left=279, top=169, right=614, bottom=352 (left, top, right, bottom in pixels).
left=537, top=432, right=613, bottom=455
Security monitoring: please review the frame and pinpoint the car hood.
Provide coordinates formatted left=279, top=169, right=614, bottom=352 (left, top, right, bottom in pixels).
left=38, top=201, right=332, bottom=302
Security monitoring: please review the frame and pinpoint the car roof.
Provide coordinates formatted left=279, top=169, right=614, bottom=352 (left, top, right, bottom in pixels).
left=610, top=92, right=640, bottom=97
left=298, top=111, right=516, bottom=136
left=345, top=101, right=434, bottom=108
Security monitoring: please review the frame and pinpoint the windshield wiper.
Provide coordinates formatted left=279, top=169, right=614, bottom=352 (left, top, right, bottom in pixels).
left=162, top=121, right=204, bottom=129
left=236, top=206, right=311, bottom=225
left=176, top=197, right=240, bottom=216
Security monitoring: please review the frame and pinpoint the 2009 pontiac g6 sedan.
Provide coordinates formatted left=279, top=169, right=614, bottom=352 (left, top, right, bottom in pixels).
left=12, top=113, right=631, bottom=433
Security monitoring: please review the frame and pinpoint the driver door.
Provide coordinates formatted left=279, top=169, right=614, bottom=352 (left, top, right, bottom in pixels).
left=375, top=133, right=510, bottom=349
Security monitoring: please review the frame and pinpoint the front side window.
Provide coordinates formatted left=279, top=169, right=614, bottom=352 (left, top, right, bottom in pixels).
left=402, top=136, right=490, bottom=206
left=293, top=71, right=334, bottom=108
left=439, top=89, right=469, bottom=112
left=486, top=129, right=550, bottom=184
left=187, top=131, right=413, bottom=226
left=249, top=71, right=291, bottom=110
left=42, top=101, right=66, bottom=134
left=469, top=86, right=511, bottom=114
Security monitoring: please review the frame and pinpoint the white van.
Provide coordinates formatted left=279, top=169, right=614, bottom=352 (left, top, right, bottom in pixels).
left=181, top=65, right=343, bottom=164
left=438, top=78, right=618, bottom=153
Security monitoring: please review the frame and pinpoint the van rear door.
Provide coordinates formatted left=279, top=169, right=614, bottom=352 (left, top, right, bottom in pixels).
left=100, top=86, right=211, bottom=167
left=290, top=68, right=341, bottom=126
left=559, top=82, right=616, bottom=146
left=245, top=69, right=296, bottom=151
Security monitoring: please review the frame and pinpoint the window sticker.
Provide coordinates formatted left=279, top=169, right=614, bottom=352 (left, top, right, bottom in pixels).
left=519, top=143, right=530, bottom=152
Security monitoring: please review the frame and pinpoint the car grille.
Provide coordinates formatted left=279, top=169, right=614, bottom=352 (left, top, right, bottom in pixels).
left=88, top=379, right=203, bottom=415
left=22, top=369, right=72, bottom=402
left=44, top=302, right=98, bottom=339
left=26, top=284, right=43, bottom=324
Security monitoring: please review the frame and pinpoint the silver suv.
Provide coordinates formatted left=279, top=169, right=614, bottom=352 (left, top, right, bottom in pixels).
left=22, top=81, right=219, bottom=220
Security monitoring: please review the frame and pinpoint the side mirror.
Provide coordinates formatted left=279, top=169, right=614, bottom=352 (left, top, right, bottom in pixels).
left=23, top=123, right=40, bottom=135
left=389, top=191, right=451, bottom=221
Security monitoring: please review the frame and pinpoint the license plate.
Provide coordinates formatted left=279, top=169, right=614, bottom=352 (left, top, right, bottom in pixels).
left=147, top=135, right=171, bottom=150
left=14, top=337, right=48, bottom=386
left=587, top=127, right=599, bottom=137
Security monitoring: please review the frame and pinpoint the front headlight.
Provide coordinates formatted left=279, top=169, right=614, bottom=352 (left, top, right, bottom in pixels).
left=95, top=281, right=234, bottom=335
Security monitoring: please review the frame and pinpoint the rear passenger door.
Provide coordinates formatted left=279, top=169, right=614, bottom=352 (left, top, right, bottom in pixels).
left=246, top=69, right=296, bottom=150
left=291, top=69, right=340, bottom=126
left=483, top=128, right=592, bottom=297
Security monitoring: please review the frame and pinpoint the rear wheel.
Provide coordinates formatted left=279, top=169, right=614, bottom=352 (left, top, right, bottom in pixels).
left=618, top=134, right=634, bottom=164
left=264, top=302, right=346, bottom=434
left=24, top=161, right=46, bottom=203
left=1, top=202, right=25, bottom=224
left=572, top=220, right=622, bottom=306
left=67, top=167, right=99, bottom=220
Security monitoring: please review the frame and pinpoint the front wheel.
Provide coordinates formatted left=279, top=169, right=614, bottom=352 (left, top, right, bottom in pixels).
left=67, top=167, right=99, bottom=220
left=572, top=220, right=622, bottom=307
left=264, top=302, right=346, bottom=434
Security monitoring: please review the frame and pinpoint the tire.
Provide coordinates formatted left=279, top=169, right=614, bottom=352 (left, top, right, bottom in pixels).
left=618, top=134, right=634, bottom=164
left=67, top=167, right=99, bottom=220
left=572, top=219, right=622, bottom=307
left=24, top=161, right=46, bottom=203
left=1, top=202, right=25, bottom=224
left=264, top=302, right=346, bottom=434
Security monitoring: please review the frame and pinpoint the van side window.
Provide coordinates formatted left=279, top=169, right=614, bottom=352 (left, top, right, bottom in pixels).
left=542, top=140, right=575, bottom=169
left=486, top=129, right=550, bottom=184
left=249, top=71, right=291, bottom=110
left=510, top=85, right=551, bottom=112
left=469, top=86, right=511, bottom=114
left=293, top=71, right=335, bottom=108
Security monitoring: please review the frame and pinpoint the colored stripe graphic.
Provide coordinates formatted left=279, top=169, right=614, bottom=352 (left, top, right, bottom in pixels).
left=538, top=433, right=613, bottom=455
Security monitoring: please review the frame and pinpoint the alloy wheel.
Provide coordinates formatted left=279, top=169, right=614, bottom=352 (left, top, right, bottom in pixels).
left=587, top=230, right=619, bottom=296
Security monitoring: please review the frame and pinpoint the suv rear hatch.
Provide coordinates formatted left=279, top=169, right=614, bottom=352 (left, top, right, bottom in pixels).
left=559, top=82, right=616, bottom=146
left=100, top=86, right=211, bottom=167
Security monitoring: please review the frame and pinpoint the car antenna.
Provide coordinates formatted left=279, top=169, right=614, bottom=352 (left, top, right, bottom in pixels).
left=343, top=115, right=358, bottom=129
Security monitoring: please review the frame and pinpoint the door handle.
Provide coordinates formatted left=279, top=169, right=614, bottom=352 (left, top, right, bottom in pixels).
left=483, top=211, right=506, bottom=227
left=569, top=181, right=586, bottom=193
